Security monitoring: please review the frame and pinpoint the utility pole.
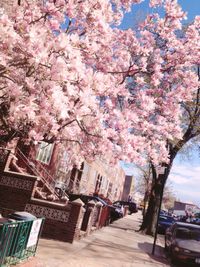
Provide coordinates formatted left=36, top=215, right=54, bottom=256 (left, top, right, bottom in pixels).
left=152, top=167, right=166, bottom=255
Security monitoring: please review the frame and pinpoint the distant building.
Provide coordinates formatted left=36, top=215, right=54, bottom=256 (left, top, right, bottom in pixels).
left=173, top=201, right=200, bottom=215
left=121, top=175, right=135, bottom=201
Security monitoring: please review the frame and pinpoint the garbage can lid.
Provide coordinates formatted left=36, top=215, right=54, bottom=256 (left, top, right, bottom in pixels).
left=8, top=211, right=36, bottom=221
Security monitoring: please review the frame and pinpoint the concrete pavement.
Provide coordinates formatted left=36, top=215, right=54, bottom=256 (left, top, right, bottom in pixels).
left=18, top=211, right=170, bottom=267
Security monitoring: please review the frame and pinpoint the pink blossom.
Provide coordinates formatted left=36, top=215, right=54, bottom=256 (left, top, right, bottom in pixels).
left=0, top=0, right=199, bottom=168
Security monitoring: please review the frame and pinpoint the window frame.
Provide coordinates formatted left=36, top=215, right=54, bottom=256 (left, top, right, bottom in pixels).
left=36, top=141, right=54, bottom=165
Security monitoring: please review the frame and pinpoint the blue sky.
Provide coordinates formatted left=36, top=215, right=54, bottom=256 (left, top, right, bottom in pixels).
left=121, top=152, right=200, bottom=207
left=168, top=152, right=200, bottom=206
left=120, top=0, right=200, bottom=207
left=120, top=0, right=200, bottom=30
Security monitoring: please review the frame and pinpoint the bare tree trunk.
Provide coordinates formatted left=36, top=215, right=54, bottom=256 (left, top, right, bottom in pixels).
left=142, top=191, right=149, bottom=218
left=140, top=180, right=161, bottom=235
left=140, top=162, right=171, bottom=235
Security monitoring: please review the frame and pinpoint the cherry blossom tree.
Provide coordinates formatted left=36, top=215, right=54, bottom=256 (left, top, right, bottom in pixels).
left=0, top=0, right=199, bottom=174
left=140, top=66, right=200, bottom=235
left=136, top=1, right=200, bottom=234
left=0, top=0, right=145, bottom=166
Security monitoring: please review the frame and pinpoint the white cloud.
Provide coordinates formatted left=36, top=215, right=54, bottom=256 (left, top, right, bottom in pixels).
left=174, top=189, right=200, bottom=206
left=176, top=189, right=200, bottom=198
left=169, top=164, right=200, bottom=186
left=168, top=162, right=200, bottom=206
left=169, top=174, right=189, bottom=185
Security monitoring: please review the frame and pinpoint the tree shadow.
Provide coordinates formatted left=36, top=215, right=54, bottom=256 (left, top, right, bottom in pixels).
left=109, top=224, right=140, bottom=232
left=138, top=242, right=169, bottom=265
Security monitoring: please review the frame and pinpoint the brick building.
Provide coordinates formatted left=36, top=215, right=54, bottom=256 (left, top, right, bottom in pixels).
left=32, top=142, right=126, bottom=201
left=6, top=138, right=125, bottom=202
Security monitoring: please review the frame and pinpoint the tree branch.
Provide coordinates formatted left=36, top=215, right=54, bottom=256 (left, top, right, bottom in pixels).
left=76, top=119, right=101, bottom=138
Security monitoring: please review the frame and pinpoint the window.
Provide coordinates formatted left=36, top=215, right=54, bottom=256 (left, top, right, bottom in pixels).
left=82, top=162, right=89, bottom=181
left=36, top=142, right=54, bottom=164
left=176, top=228, right=200, bottom=241
left=58, top=151, right=69, bottom=173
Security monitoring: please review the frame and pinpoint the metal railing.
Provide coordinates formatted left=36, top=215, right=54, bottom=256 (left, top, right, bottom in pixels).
left=0, top=218, right=44, bottom=267
left=15, top=148, right=69, bottom=200
left=16, top=148, right=55, bottom=186
left=0, top=148, right=11, bottom=172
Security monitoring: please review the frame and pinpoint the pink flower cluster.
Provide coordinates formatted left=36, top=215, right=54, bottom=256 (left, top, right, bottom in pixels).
left=0, top=0, right=199, bottom=167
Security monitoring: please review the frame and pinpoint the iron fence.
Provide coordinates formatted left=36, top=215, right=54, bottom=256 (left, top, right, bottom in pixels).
left=0, top=218, right=44, bottom=266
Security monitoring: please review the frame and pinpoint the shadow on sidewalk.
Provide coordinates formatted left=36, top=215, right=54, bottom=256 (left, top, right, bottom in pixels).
left=138, top=242, right=169, bottom=265
left=109, top=224, right=140, bottom=232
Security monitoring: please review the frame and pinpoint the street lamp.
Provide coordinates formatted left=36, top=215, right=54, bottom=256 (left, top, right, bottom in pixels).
left=152, top=166, right=166, bottom=255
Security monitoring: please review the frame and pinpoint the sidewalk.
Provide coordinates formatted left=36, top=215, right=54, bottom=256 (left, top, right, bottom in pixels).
left=18, top=211, right=170, bottom=267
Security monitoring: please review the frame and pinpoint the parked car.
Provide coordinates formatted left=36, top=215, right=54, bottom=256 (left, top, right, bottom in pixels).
left=191, top=213, right=200, bottom=225
left=68, top=193, right=107, bottom=206
left=160, top=210, right=168, bottom=216
left=192, top=218, right=200, bottom=225
left=165, top=222, right=200, bottom=264
left=158, top=215, right=175, bottom=234
left=68, top=194, right=123, bottom=223
left=113, top=201, right=138, bottom=214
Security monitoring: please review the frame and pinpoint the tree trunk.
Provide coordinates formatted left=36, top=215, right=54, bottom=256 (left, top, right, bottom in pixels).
left=140, top=162, right=172, bottom=235
left=142, top=191, right=149, bottom=218
left=140, top=179, right=162, bottom=235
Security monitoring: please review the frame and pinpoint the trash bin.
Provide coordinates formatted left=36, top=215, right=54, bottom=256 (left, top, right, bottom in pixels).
left=0, top=216, right=18, bottom=264
left=0, top=212, right=43, bottom=265
left=0, top=216, right=17, bottom=240
left=0, top=216, right=14, bottom=240
left=7, top=212, right=37, bottom=257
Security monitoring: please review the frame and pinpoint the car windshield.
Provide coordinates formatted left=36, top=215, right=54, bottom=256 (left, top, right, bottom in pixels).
left=176, top=227, right=200, bottom=241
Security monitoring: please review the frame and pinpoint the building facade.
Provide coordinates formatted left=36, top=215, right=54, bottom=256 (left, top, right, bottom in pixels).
left=78, top=159, right=125, bottom=201
left=12, top=140, right=125, bottom=202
